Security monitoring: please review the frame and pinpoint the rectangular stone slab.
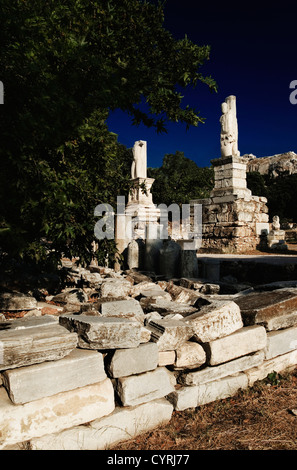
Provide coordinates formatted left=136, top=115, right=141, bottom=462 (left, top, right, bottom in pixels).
left=28, top=398, right=173, bottom=450
left=184, top=299, right=243, bottom=342
left=59, top=314, right=141, bottom=349
left=234, top=288, right=297, bottom=330
left=1, top=349, right=106, bottom=404
left=0, top=378, right=115, bottom=449
left=0, top=323, right=78, bottom=370
left=147, top=319, right=194, bottom=351
left=140, top=297, right=198, bottom=316
left=204, top=325, right=267, bottom=366
left=100, top=299, right=145, bottom=322
left=115, top=367, right=175, bottom=406
left=244, top=349, right=297, bottom=386
left=106, top=342, right=159, bottom=378
left=179, top=351, right=264, bottom=385
left=265, top=326, right=297, bottom=359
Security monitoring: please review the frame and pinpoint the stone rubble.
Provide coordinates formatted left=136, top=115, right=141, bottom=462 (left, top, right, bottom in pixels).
left=1, top=265, right=297, bottom=449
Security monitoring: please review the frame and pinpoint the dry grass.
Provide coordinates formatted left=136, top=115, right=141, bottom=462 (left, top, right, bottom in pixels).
left=111, top=369, right=297, bottom=451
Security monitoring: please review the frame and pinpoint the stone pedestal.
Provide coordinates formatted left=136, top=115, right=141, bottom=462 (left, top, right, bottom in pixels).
left=267, top=230, right=288, bottom=251
left=124, top=177, right=160, bottom=241
left=191, top=155, right=269, bottom=254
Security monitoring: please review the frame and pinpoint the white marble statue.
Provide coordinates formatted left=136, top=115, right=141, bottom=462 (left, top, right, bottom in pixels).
left=131, top=140, right=147, bottom=179
left=272, top=215, right=281, bottom=231
left=220, top=95, right=240, bottom=157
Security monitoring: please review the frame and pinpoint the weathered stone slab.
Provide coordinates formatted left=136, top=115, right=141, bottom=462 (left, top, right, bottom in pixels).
left=130, top=281, right=171, bottom=300
left=51, top=288, right=89, bottom=305
left=106, top=343, right=159, bottom=378
left=265, top=326, right=297, bottom=360
left=0, top=378, right=115, bottom=449
left=140, top=326, right=151, bottom=343
left=0, top=291, right=37, bottom=311
left=100, top=279, right=132, bottom=298
left=28, top=398, right=173, bottom=450
left=147, top=319, right=194, bottom=351
left=179, top=351, right=264, bottom=385
left=100, top=298, right=145, bottom=323
left=125, top=271, right=153, bottom=284
left=0, top=320, right=77, bottom=370
left=168, top=373, right=248, bottom=410
left=244, top=349, right=297, bottom=386
left=196, top=373, right=248, bottom=406
left=184, top=299, right=243, bottom=342
left=167, top=385, right=199, bottom=411
left=140, top=297, right=198, bottom=317
left=115, top=367, right=175, bottom=406
left=173, top=341, right=206, bottom=370
left=59, top=314, right=141, bottom=350
left=204, top=325, right=267, bottom=366
left=1, top=315, right=58, bottom=330
left=2, top=349, right=106, bottom=404
left=234, top=288, right=297, bottom=330
left=166, top=283, right=200, bottom=305
left=158, top=350, right=176, bottom=367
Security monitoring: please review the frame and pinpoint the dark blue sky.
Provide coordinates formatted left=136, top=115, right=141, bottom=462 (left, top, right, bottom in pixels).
left=107, top=0, right=297, bottom=168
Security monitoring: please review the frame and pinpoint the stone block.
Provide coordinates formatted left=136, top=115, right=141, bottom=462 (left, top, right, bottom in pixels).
left=0, top=291, right=37, bottom=311
left=173, top=341, right=206, bottom=370
left=184, top=299, right=243, bottom=342
left=167, top=385, right=199, bottom=411
left=204, top=325, right=267, bottom=366
left=52, top=288, right=88, bottom=305
left=59, top=314, right=141, bottom=349
left=0, top=319, right=77, bottom=370
left=179, top=351, right=264, bottom=385
left=2, top=349, right=106, bottom=404
left=100, top=279, right=132, bottom=298
left=106, top=342, right=159, bottom=378
left=0, top=378, right=115, bottom=449
left=196, top=373, right=248, bottom=406
left=140, top=297, right=198, bottom=317
left=244, top=349, right=297, bottom=386
left=265, top=326, right=297, bottom=359
left=235, top=288, right=297, bottom=330
left=100, top=298, right=145, bottom=323
left=28, top=398, right=173, bottom=450
left=165, top=283, right=200, bottom=305
left=147, top=319, right=194, bottom=351
left=115, top=367, right=175, bottom=406
left=158, top=350, right=176, bottom=366
left=129, top=281, right=169, bottom=299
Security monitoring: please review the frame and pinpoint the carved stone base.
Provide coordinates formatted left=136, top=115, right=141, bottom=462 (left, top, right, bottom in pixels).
left=190, top=155, right=269, bottom=254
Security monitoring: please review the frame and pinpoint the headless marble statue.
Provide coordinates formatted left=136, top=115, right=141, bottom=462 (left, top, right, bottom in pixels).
left=220, top=95, right=240, bottom=158
left=131, top=140, right=147, bottom=179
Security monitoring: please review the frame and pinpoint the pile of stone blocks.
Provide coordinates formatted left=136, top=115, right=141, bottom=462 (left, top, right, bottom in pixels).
left=2, top=266, right=297, bottom=450
left=169, top=286, right=297, bottom=411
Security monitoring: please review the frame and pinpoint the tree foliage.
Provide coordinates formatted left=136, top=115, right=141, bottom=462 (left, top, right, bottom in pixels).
left=247, top=171, right=297, bottom=223
left=0, top=0, right=217, bottom=266
left=148, top=152, right=214, bottom=207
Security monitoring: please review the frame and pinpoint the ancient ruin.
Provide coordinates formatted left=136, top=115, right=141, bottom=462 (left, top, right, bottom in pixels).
left=190, top=95, right=270, bottom=253
left=1, top=96, right=297, bottom=451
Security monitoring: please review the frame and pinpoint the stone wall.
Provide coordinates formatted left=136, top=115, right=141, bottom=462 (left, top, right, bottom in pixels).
left=1, top=266, right=297, bottom=450
left=192, top=194, right=269, bottom=253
